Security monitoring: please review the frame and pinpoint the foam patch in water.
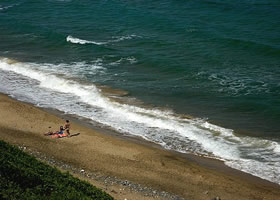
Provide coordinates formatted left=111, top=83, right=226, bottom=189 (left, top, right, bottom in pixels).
left=66, top=35, right=107, bottom=45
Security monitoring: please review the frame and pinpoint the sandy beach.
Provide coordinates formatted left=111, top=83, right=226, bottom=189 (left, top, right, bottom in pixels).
left=0, top=93, right=279, bottom=200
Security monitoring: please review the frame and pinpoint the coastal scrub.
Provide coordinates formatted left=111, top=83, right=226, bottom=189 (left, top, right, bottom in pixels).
left=0, top=140, right=113, bottom=200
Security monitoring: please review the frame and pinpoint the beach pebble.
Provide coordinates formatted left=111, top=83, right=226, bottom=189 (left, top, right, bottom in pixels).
left=122, top=180, right=129, bottom=186
left=111, top=189, right=117, bottom=194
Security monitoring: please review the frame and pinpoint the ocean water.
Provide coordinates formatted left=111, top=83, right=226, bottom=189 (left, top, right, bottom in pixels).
left=0, top=0, right=280, bottom=184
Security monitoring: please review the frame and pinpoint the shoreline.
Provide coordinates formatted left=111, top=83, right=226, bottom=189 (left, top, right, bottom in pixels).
left=40, top=100, right=280, bottom=188
left=1, top=93, right=280, bottom=200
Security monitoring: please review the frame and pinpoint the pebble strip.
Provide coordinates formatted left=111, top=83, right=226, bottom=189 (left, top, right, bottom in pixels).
left=18, top=145, right=184, bottom=200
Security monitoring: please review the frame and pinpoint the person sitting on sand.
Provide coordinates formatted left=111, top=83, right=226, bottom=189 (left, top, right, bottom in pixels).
left=57, top=126, right=64, bottom=135
left=64, top=120, right=71, bottom=136
left=51, top=126, right=68, bottom=138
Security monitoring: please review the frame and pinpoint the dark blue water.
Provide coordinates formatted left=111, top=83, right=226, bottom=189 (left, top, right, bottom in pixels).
left=0, top=0, right=280, bottom=184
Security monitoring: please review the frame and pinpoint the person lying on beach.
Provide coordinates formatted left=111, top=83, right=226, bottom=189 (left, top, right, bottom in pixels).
left=44, top=126, right=55, bottom=136
left=64, top=120, right=71, bottom=136
left=44, top=126, right=64, bottom=136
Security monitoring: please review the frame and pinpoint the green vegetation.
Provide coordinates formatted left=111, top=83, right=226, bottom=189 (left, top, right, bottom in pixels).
left=0, top=140, right=113, bottom=200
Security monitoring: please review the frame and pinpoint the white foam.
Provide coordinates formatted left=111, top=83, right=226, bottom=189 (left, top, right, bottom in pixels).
left=111, top=34, right=141, bottom=42
left=126, top=57, right=137, bottom=64
left=109, top=57, right=138, bottom=66
left=0, top=3, right=20, bottom=11
left=201, top=69, right=274, bottom=96
left=226, top=158, right=280, bottom=184
left=1, top=57, right=280, bottom=185
left=66, top=34, right=141, bottom=46
left=0, top=58, right=241, bottom=160
left=0, top=58, right=241, bottom=159
left=272, top=142, right=280, bottom=153
left=66, top=35, right=107, bottom=45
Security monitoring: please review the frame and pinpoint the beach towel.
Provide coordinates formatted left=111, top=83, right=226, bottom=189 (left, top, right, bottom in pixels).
left=51, top=133, right=67, bottom=138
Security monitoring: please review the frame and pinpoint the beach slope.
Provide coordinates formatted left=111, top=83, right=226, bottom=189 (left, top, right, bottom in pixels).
left=0, top=93, right=279, bottom=200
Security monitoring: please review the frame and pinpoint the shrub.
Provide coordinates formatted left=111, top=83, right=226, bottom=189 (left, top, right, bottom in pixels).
left=0, top=140, right=113, bottom=200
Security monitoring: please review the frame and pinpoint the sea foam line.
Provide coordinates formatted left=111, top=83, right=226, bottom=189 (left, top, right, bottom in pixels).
left=1, top=57, right=280, bottom=185
left=0, top=58, right=241, bottom=159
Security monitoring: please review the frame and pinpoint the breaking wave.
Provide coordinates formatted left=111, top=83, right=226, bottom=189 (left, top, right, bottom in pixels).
left=66, top=35, right=107, bottom=45
left=0, top=57, right=280, bottom=185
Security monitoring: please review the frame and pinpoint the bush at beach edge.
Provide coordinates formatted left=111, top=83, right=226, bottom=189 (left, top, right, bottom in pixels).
left=0, top=140, right=113, bottom=200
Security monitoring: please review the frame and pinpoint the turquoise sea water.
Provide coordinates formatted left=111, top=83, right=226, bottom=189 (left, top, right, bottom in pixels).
left=0, top=0, right=280, bottom=184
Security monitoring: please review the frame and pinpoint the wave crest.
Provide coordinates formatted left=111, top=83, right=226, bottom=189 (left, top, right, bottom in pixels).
left=111, top=34, right=141, bottom=42
left=66, top=35, right=107, bottom=45
left=0, top=3, right=20, bottom=11
left=66, top=34, right=141, bottom=46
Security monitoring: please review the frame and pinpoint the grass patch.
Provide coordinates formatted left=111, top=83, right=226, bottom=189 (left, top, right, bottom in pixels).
left=0, top=140, right=113, bottom=200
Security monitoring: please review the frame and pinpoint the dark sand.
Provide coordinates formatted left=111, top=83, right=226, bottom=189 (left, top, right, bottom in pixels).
left=0, top=93, right=279, bottom=200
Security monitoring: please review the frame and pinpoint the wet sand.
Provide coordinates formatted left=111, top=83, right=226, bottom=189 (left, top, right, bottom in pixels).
left=0, top=93, right=280, bottom=200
